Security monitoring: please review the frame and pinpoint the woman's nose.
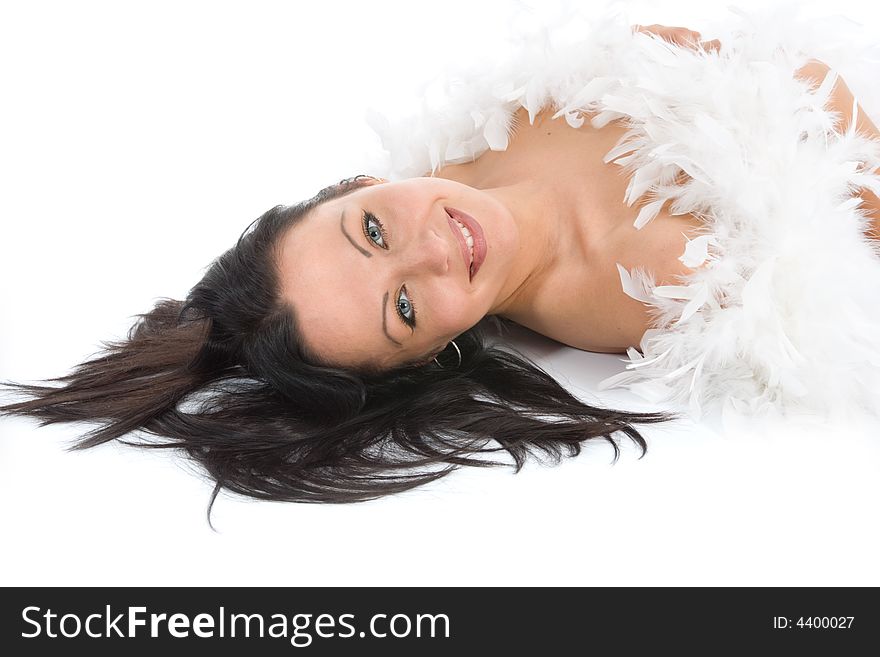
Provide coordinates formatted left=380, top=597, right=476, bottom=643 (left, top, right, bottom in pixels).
left=402, top=228, right=449, bottom=276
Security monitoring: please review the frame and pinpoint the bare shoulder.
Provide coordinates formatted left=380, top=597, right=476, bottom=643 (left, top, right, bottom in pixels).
left=794, top=59, right=880, bottom=241
left=794, top=59, right=879, bottom=134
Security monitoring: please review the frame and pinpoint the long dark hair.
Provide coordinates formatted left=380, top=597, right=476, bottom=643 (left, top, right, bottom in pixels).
left=1, top=175, right=678, bottom=523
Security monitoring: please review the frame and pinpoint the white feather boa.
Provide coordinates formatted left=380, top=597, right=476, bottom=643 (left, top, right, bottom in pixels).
left=366, top=1, right=880, bottom=424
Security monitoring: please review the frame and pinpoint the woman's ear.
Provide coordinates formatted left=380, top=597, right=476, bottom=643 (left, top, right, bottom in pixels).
left=408, top=348, right=441, bottom=369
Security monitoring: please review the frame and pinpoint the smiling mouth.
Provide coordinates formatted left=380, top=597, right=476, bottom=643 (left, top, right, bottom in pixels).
left=446, top=210, right=474, bottom=279
left=453, top=219, right=475, bottom=270
left=445, top=206, right=485, bottom=281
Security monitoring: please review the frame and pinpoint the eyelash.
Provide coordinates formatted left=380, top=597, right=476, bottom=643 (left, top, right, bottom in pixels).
left=362, top=210, right=418, bottom=329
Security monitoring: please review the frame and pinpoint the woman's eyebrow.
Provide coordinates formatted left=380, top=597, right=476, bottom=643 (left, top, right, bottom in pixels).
left=340, top=209, right=371, bottom=257
left=339, top=209, right=403, bottom=348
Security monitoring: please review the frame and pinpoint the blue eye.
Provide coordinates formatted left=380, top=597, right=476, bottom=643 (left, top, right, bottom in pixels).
left=363, top=211, right=387, bottom=248
left=397, top=287, right=416, bottom=327
left=362, top=210, right=418, bottom=329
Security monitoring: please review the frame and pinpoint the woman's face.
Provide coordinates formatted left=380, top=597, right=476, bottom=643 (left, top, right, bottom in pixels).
left=276, top=176, right=521, bottom=372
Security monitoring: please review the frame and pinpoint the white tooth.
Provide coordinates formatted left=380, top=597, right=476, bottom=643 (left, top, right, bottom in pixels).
left=466, top=235, right=474, bottom=248
left=455, top=220, right=471, bottom=237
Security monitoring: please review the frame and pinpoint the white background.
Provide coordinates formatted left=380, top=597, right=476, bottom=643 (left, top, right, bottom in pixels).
left=2, top=0, right=879, bottom=586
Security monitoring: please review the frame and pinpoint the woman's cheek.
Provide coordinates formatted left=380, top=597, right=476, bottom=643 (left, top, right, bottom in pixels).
left=429, top=289, right=473, bottom=336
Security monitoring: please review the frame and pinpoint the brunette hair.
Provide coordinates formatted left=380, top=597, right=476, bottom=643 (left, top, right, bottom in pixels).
left=0, top=175, right=677, bottom=524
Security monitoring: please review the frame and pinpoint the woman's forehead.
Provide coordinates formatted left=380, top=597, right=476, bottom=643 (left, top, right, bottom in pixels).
left=275, top=197, right=406, bottom=370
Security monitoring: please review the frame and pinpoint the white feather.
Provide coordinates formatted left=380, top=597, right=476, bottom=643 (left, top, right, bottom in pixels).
left=615, top=263, right=654, bottom=304
left=679, top=234, right=719, bottom=268
left=633, top=198, right=666, bottom=229
left=674, top=282, right=710, bottom=325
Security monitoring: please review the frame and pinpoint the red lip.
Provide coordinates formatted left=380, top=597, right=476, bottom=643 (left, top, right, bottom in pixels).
left=446, top=214, right=472, bottom=280
left=445, top=207, right=486, bottom=281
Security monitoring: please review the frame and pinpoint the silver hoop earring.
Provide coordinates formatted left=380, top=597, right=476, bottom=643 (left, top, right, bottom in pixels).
left=432, top=340, right=462, bottom=369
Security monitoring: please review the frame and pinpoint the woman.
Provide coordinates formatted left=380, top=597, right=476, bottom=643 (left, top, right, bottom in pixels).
left=2, top=13, right=879, bottom=510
